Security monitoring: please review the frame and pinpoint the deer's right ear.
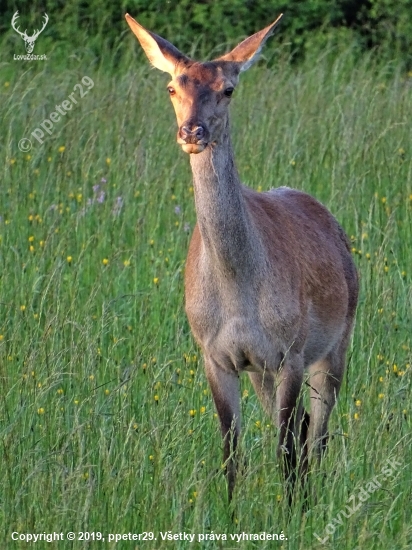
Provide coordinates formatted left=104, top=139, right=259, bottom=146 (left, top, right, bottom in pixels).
left=125, top=14, right=189, bottom=75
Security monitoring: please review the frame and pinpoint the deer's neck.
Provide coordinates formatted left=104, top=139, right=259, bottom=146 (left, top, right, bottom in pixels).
left=190, top=126, right=261, bottom=277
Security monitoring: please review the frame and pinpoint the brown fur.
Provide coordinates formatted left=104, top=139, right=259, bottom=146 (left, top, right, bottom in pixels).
left=126, top=13, right=359, bottom=502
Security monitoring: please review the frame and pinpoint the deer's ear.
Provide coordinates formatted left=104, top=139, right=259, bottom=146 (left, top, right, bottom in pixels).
left=217, top=14, right=283, bottom=72
left=125, top=14, right=190, bottom=75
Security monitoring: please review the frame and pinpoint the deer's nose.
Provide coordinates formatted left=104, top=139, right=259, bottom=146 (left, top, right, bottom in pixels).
left=179, top=124, right=206, bottom=143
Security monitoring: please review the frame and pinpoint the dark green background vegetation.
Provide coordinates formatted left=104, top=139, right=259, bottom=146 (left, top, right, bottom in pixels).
left=1, top=0, right=412, bottom=64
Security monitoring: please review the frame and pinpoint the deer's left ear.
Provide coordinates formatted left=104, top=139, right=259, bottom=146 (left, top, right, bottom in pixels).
left=217, top=14, right=283, bottom=72
left=125, top=14, right=190, bottom=75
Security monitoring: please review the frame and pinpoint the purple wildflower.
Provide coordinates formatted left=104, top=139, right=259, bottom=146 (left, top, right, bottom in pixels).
left=112, top=196, right=123, bottom=216
left=97, top=191, right=105, bottom=204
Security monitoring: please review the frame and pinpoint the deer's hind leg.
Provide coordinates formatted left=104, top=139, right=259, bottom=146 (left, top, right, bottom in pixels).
left=306, top=345, right=346, bottom=461
left=248, top=355, right=306, bottom=496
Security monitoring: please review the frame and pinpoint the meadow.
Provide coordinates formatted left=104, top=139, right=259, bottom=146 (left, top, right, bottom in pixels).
left=1, top=40, right=412, bottom=549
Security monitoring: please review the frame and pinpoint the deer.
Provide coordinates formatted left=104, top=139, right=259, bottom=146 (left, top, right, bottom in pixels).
left=125, top=13, right=359, bottom=502
left=11, top=11, right=49, bottom=54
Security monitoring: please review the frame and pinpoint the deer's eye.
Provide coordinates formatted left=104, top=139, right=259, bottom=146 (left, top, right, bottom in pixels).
left=167, top=86, right=176, bottom=96
left=224, top=87, right=234, bottom=98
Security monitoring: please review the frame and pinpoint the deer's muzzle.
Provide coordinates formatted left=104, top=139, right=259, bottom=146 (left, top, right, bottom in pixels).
left=178, top=123, right=208, bottom=154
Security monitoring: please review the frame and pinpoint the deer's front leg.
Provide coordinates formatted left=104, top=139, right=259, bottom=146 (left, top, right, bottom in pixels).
left=204, top=355, right=240, bottom=501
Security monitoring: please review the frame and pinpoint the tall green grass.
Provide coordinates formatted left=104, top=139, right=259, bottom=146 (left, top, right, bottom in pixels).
left=1, top=44, right=411, bottom=549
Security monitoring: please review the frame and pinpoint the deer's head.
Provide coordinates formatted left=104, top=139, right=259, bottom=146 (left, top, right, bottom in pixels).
left=126, top=14, right=282, bottom=154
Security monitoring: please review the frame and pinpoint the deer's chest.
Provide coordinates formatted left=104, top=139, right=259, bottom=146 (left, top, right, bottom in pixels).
left=185, top=265, right=301, bottom=372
